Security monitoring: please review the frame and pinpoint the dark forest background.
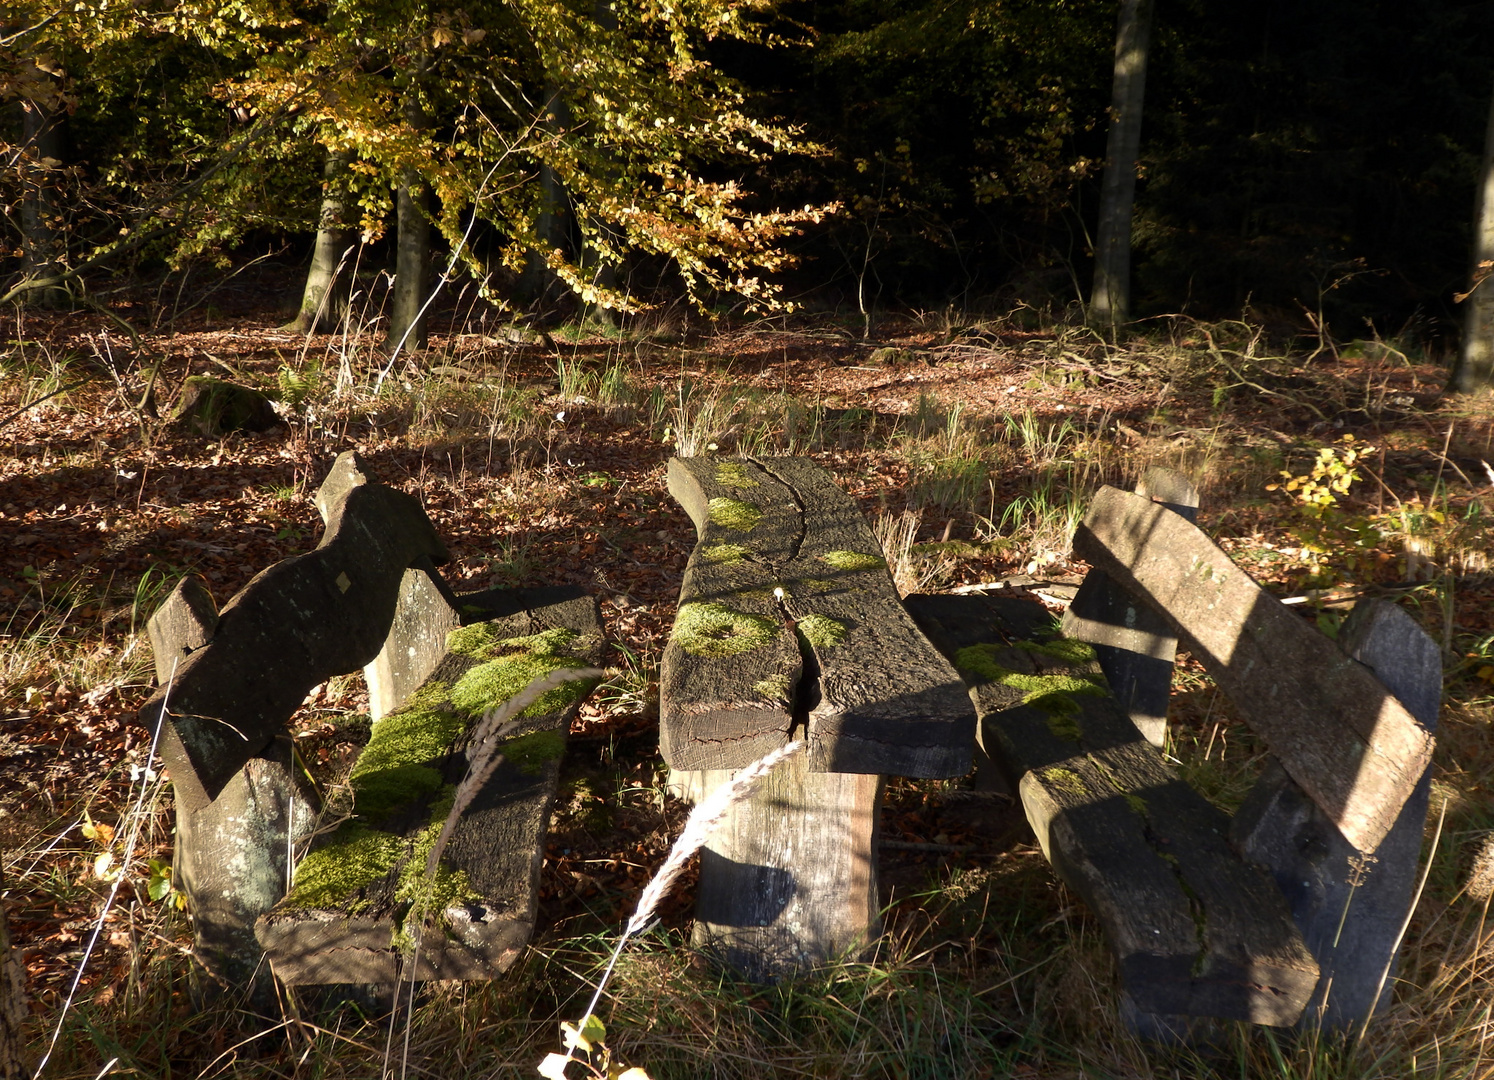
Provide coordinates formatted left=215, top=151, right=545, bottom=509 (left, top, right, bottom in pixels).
left=8, top=0, right=1494, bottom=355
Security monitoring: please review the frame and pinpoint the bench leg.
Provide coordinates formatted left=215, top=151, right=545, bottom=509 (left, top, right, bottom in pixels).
left=1231, top=599, right=1441, bottom=1032
left=682, top=754, right=883, bottom=981
left=177, top=734, right=317, bottom=1005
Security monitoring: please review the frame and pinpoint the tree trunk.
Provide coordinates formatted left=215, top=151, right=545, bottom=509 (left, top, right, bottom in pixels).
left=19, top=89, right=68, bottom=310
left=1455, top=78, right=1494, bottom=392
left=1089, top=0, right=1154, bottom=331
left=286, top=147, right=356, bottom=334
left=388, top=73, right=430, bottom=353
left=518, top=87, right=571, bottom=312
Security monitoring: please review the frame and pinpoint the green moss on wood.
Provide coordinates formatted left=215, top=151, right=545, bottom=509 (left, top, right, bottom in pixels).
left=707, top=497, right=762, bottom=532
left=673, top=602, right=779, bottom=657
left=954, top=643, right=1106, bottom=736
left=819, top=549, right=885, bottom=572
left=284, top=824, right=403, bottom=912
left=448, top=623, right=501, bottom=659
left=351, top=706, right=467, bottom=820
left=796, top=613, right=847, bottom=648
left=753, top=672, right=794, bottom=703
left=447, top=624, right=579, bottom=661
left=450, top=653, right=589, bottom=718
left=702, top=543, right=751, bottom=564
left=1041, top=767, right=1088, bottom=798
left=714, top=461, right=758, bottom=488
left=1016, top=637, right=1098, bottom=666
left=499, top=728, right=568, bottom=775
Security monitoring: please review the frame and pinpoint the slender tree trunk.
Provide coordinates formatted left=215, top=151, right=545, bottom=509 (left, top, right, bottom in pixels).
left=286, top=146, right=356, bottom=334
left=1089, top=0, right=1154, bottom=331
left=1455, top=78, right=1494, bottom=392
left=388, top=70, right=430, bottom=353
left=579, top=0, right=621, bottom=327
left=518, top=87, right=571, bottom=312
left=20, top=89, right=68, bottom=309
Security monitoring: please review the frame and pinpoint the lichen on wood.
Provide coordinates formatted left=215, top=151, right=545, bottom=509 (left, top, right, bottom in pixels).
left=818, top=549, right=885, bottom=571
left=672, top=602, right=779, bottom=657
left=707, top=497, right=762, bottom=532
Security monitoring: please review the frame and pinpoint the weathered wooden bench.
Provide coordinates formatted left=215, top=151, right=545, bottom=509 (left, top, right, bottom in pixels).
left=660, top=455, right=975, bottom=977
left=908, top=467, right=1438, bottom=1034
left=142, top=452, right=601, bottom=995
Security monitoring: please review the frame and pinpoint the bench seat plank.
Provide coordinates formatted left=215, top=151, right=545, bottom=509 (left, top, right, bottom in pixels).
left=662, top=456, right=973, bottom=777
left=906, top=591, right=1319, bottom=1025
left=255, top=587, right=602, bottom=985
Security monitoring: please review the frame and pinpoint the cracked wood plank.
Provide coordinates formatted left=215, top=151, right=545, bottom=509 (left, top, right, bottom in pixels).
left=661, top=455, right=973, bottom=776
left=906, top=591, right=1319, bottom=1025
left=1072, top=486, right=1434, bottom=854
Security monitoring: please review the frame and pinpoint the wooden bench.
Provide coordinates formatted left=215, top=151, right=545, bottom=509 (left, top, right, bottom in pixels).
left=907, top=467, right=1438, bottom=1034
left=660, top=455, right=975, bottom=977
left=142, top=452, right=601, bottom=994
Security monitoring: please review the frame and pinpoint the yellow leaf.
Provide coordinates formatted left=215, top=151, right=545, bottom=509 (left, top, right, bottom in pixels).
left=538, top=1053, right=572, bottom=1080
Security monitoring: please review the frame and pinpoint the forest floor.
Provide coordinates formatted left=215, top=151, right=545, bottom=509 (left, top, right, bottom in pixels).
left=3, top=271, right=1494, bottom=1079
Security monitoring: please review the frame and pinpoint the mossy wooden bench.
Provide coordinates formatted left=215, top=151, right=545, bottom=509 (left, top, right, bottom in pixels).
left=142, top=451, right=602, bottom=995
left=908, top=467, right=1439, bottom=1035
left=255, top=586, right=602, bottom=985
left=660, top=455, right=975, bottom=977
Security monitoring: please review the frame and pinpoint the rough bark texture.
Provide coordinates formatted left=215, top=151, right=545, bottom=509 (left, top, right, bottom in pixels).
left=1062, top=467, right=1198, bottom=747
left=1073, top=486, right=1434, bottom=854
left=139, top=453, right=451, bottom=812
left=687, top=753, right=883, bottom=981
left=1089, top=0, right=1154, bottom=330
left=388, top=74, right=431, bottom=353
left=1457, top=77, right=1494, bottom=391
left=1232, top=599, right=1440, bottom=1031
left=907, top=590, right=1318, bottom=1025
left=661, top=456, right=973, bottom=776
left=256, top=589, right=603, bottom=984
left=19, top=88, right=67, bottom=309
left=287, top=146, right=356, bottom=334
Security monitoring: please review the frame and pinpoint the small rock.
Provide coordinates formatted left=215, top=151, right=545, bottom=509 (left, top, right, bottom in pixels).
left=173, top=376, right=280, bottom=436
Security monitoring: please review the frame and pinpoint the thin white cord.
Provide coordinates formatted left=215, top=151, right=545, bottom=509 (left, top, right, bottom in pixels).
left=34, top=657, right=176, bottom=1077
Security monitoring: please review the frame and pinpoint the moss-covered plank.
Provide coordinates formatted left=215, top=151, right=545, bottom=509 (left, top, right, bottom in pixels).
left=254, top=588, right=603, bottom=985
left=905, top=591, right=1319, bottom=1025
left=660, top=458, right=804, bottom=770
left=759, top=456, right=974, bottom=778
left=661, top=455, right=973, bottom=777
left=1073, top=485, right=1433, bottom=855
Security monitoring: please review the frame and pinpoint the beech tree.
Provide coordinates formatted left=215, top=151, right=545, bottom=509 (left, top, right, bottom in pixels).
left=1455, top=78, right=1494, bottom=392
left=1088, top=0, right=1153, bottom=330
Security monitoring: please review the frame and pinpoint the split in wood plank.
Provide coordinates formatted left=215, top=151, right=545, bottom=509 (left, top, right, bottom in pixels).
left=661, top=455, right=974, bottom=777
